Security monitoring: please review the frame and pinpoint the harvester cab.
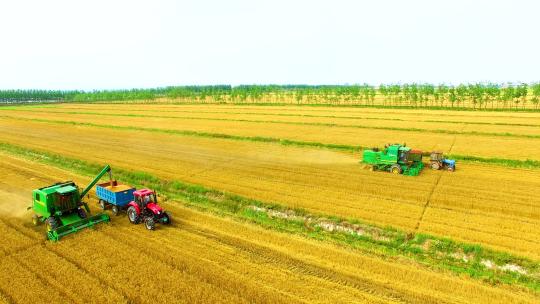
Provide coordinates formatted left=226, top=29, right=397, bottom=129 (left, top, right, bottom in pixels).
left=362, top=143, right=424, bottom=176
left=30, top=165, right=112, bottom=241
left=126, top=189, right=171, bottom=230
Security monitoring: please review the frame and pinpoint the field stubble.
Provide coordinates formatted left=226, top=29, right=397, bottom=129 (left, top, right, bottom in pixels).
left=3, top=154, right=539, bottom=303
left=0, top=116, right=538, bottom=259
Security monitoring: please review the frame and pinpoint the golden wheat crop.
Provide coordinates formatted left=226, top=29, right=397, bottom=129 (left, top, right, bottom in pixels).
left=0, top=153, right=537, bottom=303
left=2, top=105, right=540, bottom=161
left=0, top=114, right=539, bottom=259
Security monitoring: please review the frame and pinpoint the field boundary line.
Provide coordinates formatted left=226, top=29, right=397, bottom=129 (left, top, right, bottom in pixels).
left=414, top=172, right=444, bottom=233
left=1, top=141, right=540, bottom=293
left=1, top=116, right=539, bottom=170
left=6, top=106, right=540, bottom=128
left=3, top=109, right=540, bottom=139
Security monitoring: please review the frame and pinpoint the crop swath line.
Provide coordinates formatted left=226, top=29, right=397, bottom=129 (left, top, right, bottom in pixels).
left=4, top=109, right=540, bottom=139
left=44, top=244, right=132, bottom=302
left=2, top=142, right=540, bottom=292
left=11, top=252, right=77, bottom=303
left=0, top=287, right=15, bottom=304
left=414, top=172, right=444, bottom=233
left=33, top=106, right=540, bottom=128
left=181, top=223, right=447, bottom=304
left=0, top=219, right=132, bottom=302
left=1, top=116, right=539, bottom=170
left=101, top=226, right=300, bottom=304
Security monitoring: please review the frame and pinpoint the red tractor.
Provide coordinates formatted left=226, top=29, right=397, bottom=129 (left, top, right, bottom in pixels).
left=126, top=189, right=171, bottom=230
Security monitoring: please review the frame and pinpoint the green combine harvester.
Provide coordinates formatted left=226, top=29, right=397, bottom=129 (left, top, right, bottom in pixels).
left=362, top=143, right=424, bottom=176
left=29, top=165, right=112, bottom=241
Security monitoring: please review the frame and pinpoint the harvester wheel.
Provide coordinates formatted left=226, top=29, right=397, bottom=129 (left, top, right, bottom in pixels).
left=430, top=162, right=440, bottom=170
left=127, top=206, right=140, bottom=224
left=368, top=165, right=375, bottom=172
left=45, top=217, right=58, bottom=232
left=32, top=215, right=40, bottom=226
left=390, top=164, right=402, bottom=175
left=111, top=205, right=119, bottom=216
left=77, top=208, right=87, bottom=219
left=99, top=199, right=106, bottom=210
left=144, top=217, right=155, bottom=230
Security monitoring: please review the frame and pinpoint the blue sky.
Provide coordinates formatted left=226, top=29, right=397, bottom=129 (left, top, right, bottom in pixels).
left=0, top=0, right=538, bottom=90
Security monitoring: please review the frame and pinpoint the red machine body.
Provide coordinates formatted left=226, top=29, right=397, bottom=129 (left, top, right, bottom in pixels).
left=126, top=188, right=171, bottom=230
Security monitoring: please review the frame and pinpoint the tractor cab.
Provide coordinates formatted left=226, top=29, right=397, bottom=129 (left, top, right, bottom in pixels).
left=430, top=151, right=444, bottom=162
left=127, top=188, right=170, bottom=230
left=429, top=151, right=456, bottom=171
left=133, top=189, right=157, bottom=208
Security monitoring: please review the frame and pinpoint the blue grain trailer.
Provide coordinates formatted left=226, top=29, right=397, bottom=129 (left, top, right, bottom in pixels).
left=96, top=181, right=136, bottom=216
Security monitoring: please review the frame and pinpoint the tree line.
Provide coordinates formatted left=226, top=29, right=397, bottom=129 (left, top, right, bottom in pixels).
left=1, top=83, right=540, bottom=109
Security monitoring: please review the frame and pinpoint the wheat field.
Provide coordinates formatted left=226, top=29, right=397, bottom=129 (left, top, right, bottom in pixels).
left=0, top=103, right=539, bottom=303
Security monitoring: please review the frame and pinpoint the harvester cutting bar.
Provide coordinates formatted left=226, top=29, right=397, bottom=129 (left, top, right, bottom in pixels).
left=47, top=213, right=110, bottom=241
left=403, top=162, right=424, bottom=176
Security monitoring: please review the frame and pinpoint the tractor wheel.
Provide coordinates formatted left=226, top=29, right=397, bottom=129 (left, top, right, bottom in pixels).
left=162, top=212, right=171, bottom=225
left=127, top=206, right=140, bottom=224
left=448, top=166, right=455, bottom=172
left=144, top=217, right=155, bottom=230
left=77, top=208, right=87, bottom=219
left=99, top=199, right=106, bottom=210
left=430, top=162, right=440, bottom=170
left=111, top=205, right=119, bottom=216
left=390, top=164, right=402, bottom=175
left=32, top=214, right=40, bottom=226
left=45, top=217, right=58, bottom=232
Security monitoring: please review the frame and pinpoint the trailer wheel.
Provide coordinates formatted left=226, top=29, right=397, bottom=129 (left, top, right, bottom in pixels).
left=144, top=217, right=155, bottom=230
left=111, top=205, right=119, bottom=216
left=390, top=164, right=402, bottom=174
left=430, top=162, right=440, bottom=170
left=127, top=206, right=140, bottom=224
left=32, top=214, right=40, bottom=226
left=45, top=217, right=58, bottom=232
left=99, top=199, right=106, bottom=210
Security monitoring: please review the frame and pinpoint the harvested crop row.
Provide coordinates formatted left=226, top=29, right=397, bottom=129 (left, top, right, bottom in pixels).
left=2, top=111, right=540, bottom=162
left=0, top=120, right=538, bottom=259
left=1, top=154, right=538, bottom=303
left=47, top=103, right=540, bottom=120
left=6, top=106, right=540, bottom=137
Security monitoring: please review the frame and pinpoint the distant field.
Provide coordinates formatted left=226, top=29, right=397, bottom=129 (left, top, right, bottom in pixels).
left=0, top=103, right=538, bottom=302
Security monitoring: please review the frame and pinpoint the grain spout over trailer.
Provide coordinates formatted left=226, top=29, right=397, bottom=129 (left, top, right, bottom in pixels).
left=29, top=165, right=112, bottom=241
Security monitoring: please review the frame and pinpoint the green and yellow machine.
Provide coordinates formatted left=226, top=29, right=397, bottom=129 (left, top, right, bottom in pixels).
left=362, top=143, right=424, bottom=176
left=30, top=165, right=112, bottom=241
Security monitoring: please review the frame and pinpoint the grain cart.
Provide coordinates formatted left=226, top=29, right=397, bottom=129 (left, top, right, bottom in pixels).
left=126, top=189, right=171, bottom=230
left=29, top=165, right=112, bottom=241
left=362, top=143, right=424, bottom=176
left=429, top=151, right=456, bottom=171
left=96, top=180, right=136, bottom=216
